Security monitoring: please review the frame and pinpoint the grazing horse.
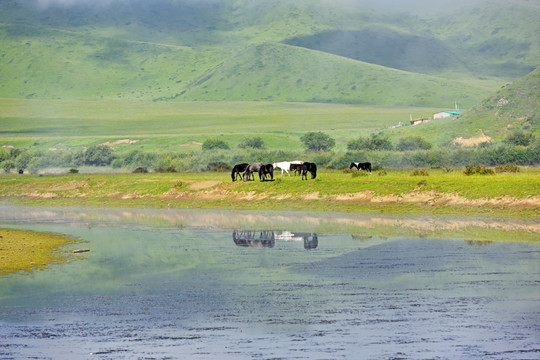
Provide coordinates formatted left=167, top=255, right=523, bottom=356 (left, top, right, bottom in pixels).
left=301, top=162, right=317, bottom=180
left=272, top=161, right=292, bottom=176
left=261, top=164, right=274, bottom=181
left=350, top=162, right=372, bottom=172
left=243, top=162, right=266, bottom=182
left=231, top=163, right=249, bottom=181
left=289, top=163, right=303, bottom=176
left=273, top=161, right=304, bottom=176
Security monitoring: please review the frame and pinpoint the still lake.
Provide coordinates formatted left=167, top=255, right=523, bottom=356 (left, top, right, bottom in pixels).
left=1, top=205, right=539, bottom=359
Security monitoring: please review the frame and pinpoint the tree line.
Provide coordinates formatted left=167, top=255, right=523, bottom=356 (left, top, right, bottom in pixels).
left=1, top=130, right=538, bottom=174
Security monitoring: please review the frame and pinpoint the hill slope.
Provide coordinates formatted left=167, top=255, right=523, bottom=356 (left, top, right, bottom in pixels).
left=0, top=0, right=538, bottom=106
left=174, top=43, right=492, bottom=106
left=388, top=66, right=540, bottom=144
left=462, top=66, right=540, bottom=138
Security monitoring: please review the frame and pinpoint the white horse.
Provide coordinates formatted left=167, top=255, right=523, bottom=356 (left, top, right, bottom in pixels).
left=272, top=161, right=304, bottom=176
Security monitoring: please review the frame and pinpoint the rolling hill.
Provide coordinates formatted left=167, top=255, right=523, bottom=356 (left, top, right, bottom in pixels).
left=171, top=42, right=493, bottom=106
left=387, top=66, right=540, bottom=145
left=0, top=0, right=538, bottom=107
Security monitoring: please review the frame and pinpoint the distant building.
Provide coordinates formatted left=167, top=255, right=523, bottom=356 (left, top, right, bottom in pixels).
left=410, top=118, right=431, bottom=126
left=410, top=114, right=431, bottom=126
left=433, top=112, right=452, bottom=119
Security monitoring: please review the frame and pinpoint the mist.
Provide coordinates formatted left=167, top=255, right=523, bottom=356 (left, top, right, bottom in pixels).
left=28, top=0, right=488, bottom=11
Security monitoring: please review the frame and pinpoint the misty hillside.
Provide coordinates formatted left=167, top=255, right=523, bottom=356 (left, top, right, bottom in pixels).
left=0, top=0, right=538, bottom=106
left=389, top=66, right=539, bottom=145
left=463, top=66, right=540, bottom=138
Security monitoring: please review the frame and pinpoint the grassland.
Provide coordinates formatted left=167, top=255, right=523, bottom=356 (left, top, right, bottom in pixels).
left=1, top=168, right=538, bottom=217
left=0, top=98, right=443, bottom=152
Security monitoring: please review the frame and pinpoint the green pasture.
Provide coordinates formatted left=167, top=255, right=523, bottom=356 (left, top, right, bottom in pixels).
left=1, top=168, right=538, bottom=217
left=0, top=98, right=442, bottom=152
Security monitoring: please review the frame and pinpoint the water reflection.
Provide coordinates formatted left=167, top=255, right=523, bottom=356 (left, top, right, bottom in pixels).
left=233, top=230, right=318, bottom=249
left=1, top=205, right=538, bottom=242
left=233, top=230, right=275, bottom=248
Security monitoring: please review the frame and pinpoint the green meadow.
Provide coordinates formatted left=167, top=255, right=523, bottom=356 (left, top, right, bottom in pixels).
left=0, top=98, right=442, bottom=153
left=1, top=168, right=538, bottom=217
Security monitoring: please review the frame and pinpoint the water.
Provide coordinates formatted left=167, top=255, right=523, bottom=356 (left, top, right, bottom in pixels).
left=1, top=206, right=539, bottom=359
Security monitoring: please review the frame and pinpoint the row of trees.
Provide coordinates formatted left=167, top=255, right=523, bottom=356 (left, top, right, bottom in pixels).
left=0, top=145, right=114, bottom=173
left=2, top=142, right=539, bottom=174
left=1, top=131, right=537, bottom=173
left=202, top=130, right=535, bottom=153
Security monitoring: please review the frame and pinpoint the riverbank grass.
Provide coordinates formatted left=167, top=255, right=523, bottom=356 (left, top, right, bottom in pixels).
left=0, top=168, right=539, bottom=217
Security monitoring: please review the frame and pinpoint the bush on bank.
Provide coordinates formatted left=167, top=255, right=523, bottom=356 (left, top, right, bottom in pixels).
left=1, top=141, right=539, bottom=174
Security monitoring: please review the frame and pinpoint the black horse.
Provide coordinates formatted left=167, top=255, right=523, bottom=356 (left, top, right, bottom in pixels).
left=261, top=164, right=274, bottom=181
left=350, top=162, right=372, bottom=172
left=289, top=163, right=303, bottom=176
left=231, top=163, right=249, bottom=181
left=243, top=162, right=266, bottom=182
left=301, top=162, right=317, bottom=180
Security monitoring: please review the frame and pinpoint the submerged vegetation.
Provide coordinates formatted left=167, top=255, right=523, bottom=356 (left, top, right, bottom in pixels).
left=0, top=228, right=78, bottom=275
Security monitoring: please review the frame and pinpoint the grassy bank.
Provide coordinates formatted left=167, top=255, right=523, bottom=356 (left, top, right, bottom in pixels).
left=0, top=228, right=79, bottom=275
left=1, top=168, right=538, bottom=217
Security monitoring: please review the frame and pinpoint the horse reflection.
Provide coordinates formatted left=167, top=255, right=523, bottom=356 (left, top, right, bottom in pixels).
left=275, top=231, right=318, bottom=249
left=232, top=230, right=318, bottom=249
left=233, top=230, right=275, bottom=248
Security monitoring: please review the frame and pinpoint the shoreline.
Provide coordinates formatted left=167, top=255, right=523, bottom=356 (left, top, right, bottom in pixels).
left=0, top=170, right=539, bottom=217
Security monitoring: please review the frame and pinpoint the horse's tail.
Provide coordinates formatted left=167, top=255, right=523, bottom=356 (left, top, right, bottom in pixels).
left=312, top=164, right=317, bottom=179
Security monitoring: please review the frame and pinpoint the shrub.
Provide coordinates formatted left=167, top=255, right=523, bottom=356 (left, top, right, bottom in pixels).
left=111, top=159, right=124, bottom=169
left=377, top=169, right=387, bottom=176
left=155, top=166, right=177, bottom=173
left=202, top=138, right=230, bottom=150
left=69, top=168, right=79, bottom=174
left=504, top=130, right=535, bottom=147
left=300, top=132, right=336, bottom=152
left=133, top=167, right=148, bottom=173
left=410, top=169, right=429, bottom=176
left=495, top=164, right=520, bottom=173
left=464, top=165, right=495, bottom=175
left=238, top=137, right=265, bottom=149
left=84, top=145, right=114, bottom=166
left=1, top=160, right=14, bottom=173
left=206, top=161, right=231, bottom=172
left=347, top=133, right=393, bottom=151
left=396, top=136, right=432, bottom=151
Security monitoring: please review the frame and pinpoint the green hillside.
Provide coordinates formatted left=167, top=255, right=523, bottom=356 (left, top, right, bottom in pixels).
left=388, top=66, right=540, bottom=144
left=174, top=43, right=493, bottom=106
left=284, top=27, right=469, bottom=75
left=0, top=0, right=538, bottom=106
left=461, top=66, right=540, bottom=139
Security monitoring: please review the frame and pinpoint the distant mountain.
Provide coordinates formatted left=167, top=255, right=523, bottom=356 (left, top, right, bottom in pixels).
left=0, top=0, right=538, bottom=106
